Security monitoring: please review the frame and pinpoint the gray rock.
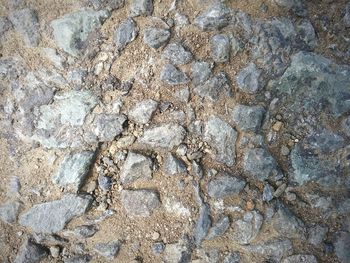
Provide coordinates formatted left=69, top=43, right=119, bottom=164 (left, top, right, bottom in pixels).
left=120, top=190, right=160, bottom=217
left=74, top=225, right=98, bottom=238
left=160, top=64, right=189, bottom=85
left=98, top=175, right=112, bottom=191
left=163, top=240, right=191, bottom=263
left=211, top=34, right=230, bottom=63
left=204, top=116, right=237, bottom=166
left=236, top=63, right=263, bottom=94
left=191, top=61, right=213, bottom=86
left=0, top=201, right=21, bottom=224
left=120, top=152, right=153, bottom=184
left=19, top=194, right=92, bottom=233
left=94, top=240, right=120, bottom=259
left=174, top=87, right=190, bottom=103
left=89, top=0, right=124, bottom=11
left=206, top=215, right=230, bottom=240
left=232, top=211, right=263, bottom=245
left=193, top=3, right=232, bottom=31
left=345, top=1, right=350, bottom=27
left=194, top=203, right=212, bottom=245
left=263, top=183, right=274, bottom=202
left=129, top=0, right=153, bottom=16
left=341, top=116, right=350, bottom=137
left=63, top=255, right=91, bottom=263
left=164, top=153, right=187, bottom=176
left=223, top=252, right=240, bottom=263
left=191, top=161, right=203, bottom=179
left=334, top=231, right=350, bottom=263
left=207, top=173, right=245, bottom=199
left=244, top=239, right=293, bottom=262
left=308, top=225, right=328, bottom=246
left=114, top=17, right=138, bottom=50
left=194, top=72, right=232, bottom=101
left=273, top=0, right=307, bottom=17
left=295, top=19, right=317, bottom=50
left=243, top=148, right=282, bottom=181
left=14, top=238, right=48, bottom=263
left=230, top=36, right=242, bottom=56
left=152, top=242, right=165, bottom=255
left=143, top=27, right=170, bottom=49
left=53, top=151, right=95, bottom=190
left=231, top=105, right=265, bottom=132
left=162, top=43, right=193, bottom=65
left=0, top=17, right=12, bottom=35
left=9, top=9, right=40, bottom=47
left=91, top=114, right=127, bottom=142
left=282, top=255, right=318, bottom=263
left=42, top=48, right=66, bottom=69
left=129, top=99, right=158, bottom=124
left=51, top=10, right=109, bottom=56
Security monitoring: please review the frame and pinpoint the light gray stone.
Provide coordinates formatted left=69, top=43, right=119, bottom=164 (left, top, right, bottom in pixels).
left=91, top=114, right=126, bottom=142
left=130, top=0, right=153, bottom=16
left=193, top=3, right=232, bottom=31
left=89, top=0, right=124, bottom=11
left=51, top=10, right=109, bottom=56
left=0, top=17, right=12, bottom=35
left=53, top=151, right=95, bottom=190
left=163, top=240, right=191, bottom=263
left=345, top=1, right=350, bottom=27
left=308, top=225, right=328, bottom=246
left=231, top=105, right=265, bottom=132
left=114, top=18, right=138, bottom=50
left=143, top=27, right=170, bottom=49
left=162, top=43, right=193, bottom=65
left=236, top=63, right=263, bottom=94
left=74, top=224, right=98, bottom=238
left=194, top=72, right=232, bottom=101
left=160, top=64, right=189, bottom=85
left=273, top=0, right=307, bottom=17
left=19, top=194, right=92, bottom=233
left=194, top=203, right=212, bottom=245
left=334, top=231, right=350, bottom=263
left=296, top=19, right=317, bottom=50
left=129, top=99, right=158, bottom=124
left=232, top=211, right=263, bottom=245
left=204, top=116, right=237, bottom=166
left=121, top=190, right=160, bottom=217
left=98, top=175, right=112, bottom=191
left=0, top=201, right=21, bottom=224
left=9, top=8, right=40, bottom=47
left=282, top=254, right=318, bottom=263
left=223, top=252, right=240, bottom=263
left=207, top=173, right=245, bottom=199
left=14, top=238, right=48, bottom=263
left=211, top=34, right=230, bottom=63
left=191, top=61, right=213, bottom=86
left=120, top=152, right=153, bottom=184
left=206, top=215, right=230, bottom=240
left=244, top=239, right=293, bottom=262
left=94, top=240, right=120, bottom=259
left=164, top=153, right=187, bottom=176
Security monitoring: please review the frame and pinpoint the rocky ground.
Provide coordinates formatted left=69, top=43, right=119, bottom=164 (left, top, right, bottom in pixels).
left=0, top=0, right=350, bottom=262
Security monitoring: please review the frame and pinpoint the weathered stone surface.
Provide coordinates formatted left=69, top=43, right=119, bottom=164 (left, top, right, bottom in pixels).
left=0, top=17, right=12, bottom=35
left=94, top=240, right=120, bottom=259
left=129, top=99, right=158, bottom=124
left=194, top=72, right=232, bottom=101
left=341, top=116, right=350, bottom=137
left=114, top=18, right=138, bottom=50
left=89, top=0, right=124, bottom=11
left=0, top=201, right=21, bottom=224
left=163, top=239, right=191, bottom=263
left=232, top=211, right=263, bottom=245
left=243, top=148, right=282, bottom=181
left=334, top=231, right=350, bottom=263
left=282, top=254, right=318, bottom=263
left=130, top=0, right=153, bottom=16
left=162, top=43, right=193, bottom=65
left=160, top=64, right=189, bottom=85
left=53, top=151, right=95, bottom=190
left=207, top=173, right=245, bottom=198
left=138, top=123, right=186, bottom=150
left=98, top=175, right=112, bottom=191
left=14, top=238, right=48, bottom=263
left=231, top=105, right=265, bottom=132
left=193, top=3, right=232, bottom=31
left=91, top=114, right=126, bottom=142
left=236, top=63, right=263, bottom=94
left=164, top=153, right=187, bottom=176
left=19, top=194, right=92, bottom=233
left=345, top=1, right=350, bottom=27
left=273, top=0, right=307, bottom=17
left=244, top=239, right=293, bottom=262
left=211, top=34, right=230, bottom=63
left=164, top=197, right=191, bottom=218
left=73, top=224, right=98, bottom=238
left=295, top=19, right=317, bottom=50
left=120, top=152, right=153, bottom=184
left=9, top=9, right=40, bottom=47
left=204, top=116, right=237, bottom=166
left=223, top=251, right=240, bottom=263
left=194, top=203, right=212, bottom=245
left=308, top=225, right=328, bottom=246
left=191, top=61, right=213, bottom=86
left=121, top=190, right=160, bottom=217
left=143, top=27, right=170, bottom=49
left=51, top=10, right=109, bottom=56
left=206, top=215, right=230, bottom=240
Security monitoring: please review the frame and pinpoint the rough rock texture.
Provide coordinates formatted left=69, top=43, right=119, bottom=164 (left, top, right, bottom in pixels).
left=282, top=254, right=318, bottom=263
left=91, top=114, right=126, bottom=142
left=193, top=3, right=232, bottom=31
left=207, top=173, right=246, bottom=199
left=162, top=43, right=193, bottom=65
left=160, top=64, right=189, bottom=85
left=143, top=27, right=170, bottom=49
left=129, top=0, right=153, bottom=17
left=120, top=190, right=160, bottom=217
left=0, top=201, right=21, bottom=224
left=14, top=238, right=48, bottom=263
left=232, top=211, right=263, bottom=244
left=128, top=99, right=158, bottom=124
left=194, top=72, right=232, bottom=101
left=120, top=152, right=153, bottom=184
left=163, top=153, right=187, bottom=176
left=94, top=240, right=120, bottom=259
left=114, top=18, right=138, bottom=50
left=210, top=34, right=230, bottom=63
left=231, top=105, right=265, bottom=132
left=236, top=63, right=263, bottom=94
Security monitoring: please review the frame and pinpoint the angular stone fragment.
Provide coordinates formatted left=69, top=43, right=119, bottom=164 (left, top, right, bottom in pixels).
left=98, top=175, right=112, bottom=191
left=130, top=0, right=153, bottom=16
left=164, top=153, right=187, bottom=176
left=295, top=19, right=317, bottom=50
left=139, top=123, right=186, bottom=150
left=51, top=10, right=109, bottom=56
left=0, top=17, right=12, bottom=35
left=191, top=61, right=213, bottom=86
left=53, top=151, right=95, bottom=190
left=282, top=254, right=318, bottom=263
left=121, top=190, right=160, bottom=217
left=162, top=43, right=193, bottom=65
left=160, top=64, right=189, bottom=85
left=236, top=63, right=263, bottom=93
left=14, top=238, right=48, bottom=263
left=244, top=239, right=293, bottom=262
left=164, top=197, right=191, bottom=218
left=207, top=173, right=245, bottom=198
left=345, top=1, right=350, bottom=27
left=194, top=72, right=232, bottom=101
left=223, top=252, right=240, bottom=263
left=19, top=194, right=92, bottom=233
left=194, top=204, right=212, bottom=245
left=243, top=148, right=282, bottom=181
left=273, top=0, right=307, bottom=17
left=232, top=211, right=263, bottom=245
left=231, top=105, right=265, bottom=132
left=94, top=240, right=120, bottom=259
left=74, top=225, right=98, bottom=238
left=91, top=114, right=126, bottom=142
left=163, top=240, right=191, bottom=263
left=334, top=231, right=350, bottom=263
left=206, top=215, right=230, bottom=240
left=0, top=201, right=21, bottom=224
left=193, top=3, right=232, bottom=31
left=129, top=99, right=158, bottom=124
left=308, top=225, right=328, bottom=246
left=204, top=116, right=237, bottom=166
left=9, top=8, right=40, bottom=47
left=120, top=152, right=153, bottom=184
left=89, top=0, right=124, bottom=11
left=114, top=18, right=138, bottom=50
left=211, top=34, right=230, bottom=63
left=143, top=27, right=170, bottom=49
